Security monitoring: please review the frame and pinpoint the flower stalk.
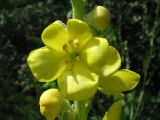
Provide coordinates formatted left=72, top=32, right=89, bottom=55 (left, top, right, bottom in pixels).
left=71, top=1, right=92, bottom=119
left=74, top=100, right=92, bottom=120
left=71, top=0, right=84, bottom=20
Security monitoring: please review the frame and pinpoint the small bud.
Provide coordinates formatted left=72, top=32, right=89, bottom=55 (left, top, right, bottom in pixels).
left=85, top=6, right=110, bottom=31
left=39, top=89, right=66, bottom=120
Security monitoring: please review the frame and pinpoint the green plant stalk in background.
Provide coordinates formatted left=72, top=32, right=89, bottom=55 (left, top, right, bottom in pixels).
left=71, top=0, right=84, bottom=20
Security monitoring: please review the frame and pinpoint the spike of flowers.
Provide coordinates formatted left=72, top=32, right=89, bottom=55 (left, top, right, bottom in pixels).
left=27, top=1, right=141, bottom=119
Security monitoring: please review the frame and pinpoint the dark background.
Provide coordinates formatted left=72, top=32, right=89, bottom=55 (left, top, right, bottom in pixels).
left=0, top=0, right=159, bottom=120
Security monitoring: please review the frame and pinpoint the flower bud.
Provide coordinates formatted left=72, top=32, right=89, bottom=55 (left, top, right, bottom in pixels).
left=39, top=89, right=66, bottom=120
left=85, top=6, right=110, bottom=31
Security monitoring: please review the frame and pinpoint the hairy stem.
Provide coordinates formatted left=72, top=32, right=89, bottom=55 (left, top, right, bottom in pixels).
left=71, top=0, right=84, bottom=20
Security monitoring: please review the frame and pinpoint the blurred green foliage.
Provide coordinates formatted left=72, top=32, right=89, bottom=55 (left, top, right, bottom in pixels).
left=0, top=0, right=160, bottom=120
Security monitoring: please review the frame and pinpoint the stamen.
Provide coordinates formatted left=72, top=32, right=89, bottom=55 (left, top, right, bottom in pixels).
left=72, top=39, right=79, bottom=48
left=63, top=44, right=68, bottom=51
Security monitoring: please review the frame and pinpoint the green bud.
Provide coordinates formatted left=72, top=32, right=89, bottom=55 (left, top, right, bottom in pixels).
left=85, top=6, right=110, bottom=31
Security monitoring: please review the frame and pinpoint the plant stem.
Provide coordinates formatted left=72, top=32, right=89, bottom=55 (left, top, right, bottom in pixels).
left=74, top=99, right=92, bottom=120
left=71, top=0, right=84, bottom=20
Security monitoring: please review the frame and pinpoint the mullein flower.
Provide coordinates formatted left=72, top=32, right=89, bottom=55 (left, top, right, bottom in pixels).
left=103, top=100, right=123, bottom=120
left=27, top=19, right=121, bottom=100
left=85, top=6, right=110, bottom=31
left=39, top=89, right=66, bottom=120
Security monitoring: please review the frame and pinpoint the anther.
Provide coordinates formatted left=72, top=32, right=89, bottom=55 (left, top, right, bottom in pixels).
left=63, top=44, right=68, bottom=51
left=72, top=39, right=79, bottom=48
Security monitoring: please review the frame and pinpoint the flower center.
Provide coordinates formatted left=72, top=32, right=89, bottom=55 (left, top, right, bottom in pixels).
left=63, top=39, right=80, bottom=70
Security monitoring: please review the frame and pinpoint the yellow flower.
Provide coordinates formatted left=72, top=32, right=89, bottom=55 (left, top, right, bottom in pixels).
left=39, top=89, right=65, bottom=120
left=27, top=19, right=121, bottom=100
left=103, top=100, right=123, bottom=120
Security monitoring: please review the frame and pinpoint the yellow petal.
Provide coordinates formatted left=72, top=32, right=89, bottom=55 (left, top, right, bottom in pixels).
left=81, top=38, right=120, bottom=75
left=99, top=88, right=124, bottom=99
left=27, top=47, right=66, bottom=82
left=103, top=100, right=123, bottom=120
left=58, top=62, right=98, bottom=100
left=81, top=37, right=109, bottom=73
left=41, top=20, right=69, bottom=53
left=101, top=46, right=121, bottom=76
left=99, top=69, right=140, bottom=92
left=67, top=19, right=92, bottom=49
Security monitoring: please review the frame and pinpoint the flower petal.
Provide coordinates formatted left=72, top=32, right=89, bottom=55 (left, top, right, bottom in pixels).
left=81, top=37, right=120, bottom=75
left=41, top=20, right=69, bottom=53
left=99, top=88, right=124, bottom=98
left=67, top=19, right=92, bottom=49
left=101, top=46, right=121, bottom=76
left=58, top=62, right=98, bottom=100
left=27, top=47, right=66, bottom=82
left=99, top=69, right=140, bottom=92
left=81, top=37, right=109, bottom=73
left=103, top=100, right=123, bottom=120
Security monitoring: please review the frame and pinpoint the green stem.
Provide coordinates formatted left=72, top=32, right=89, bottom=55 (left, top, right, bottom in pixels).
left=74, top=100, right=92, bottom=120
left=71, top=0, right=84, bottom=20
left=59, top=100, right=76, bottom=120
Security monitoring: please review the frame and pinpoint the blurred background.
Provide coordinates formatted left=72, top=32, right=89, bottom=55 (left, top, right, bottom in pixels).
left=0, top=0, right=159, bottom=120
